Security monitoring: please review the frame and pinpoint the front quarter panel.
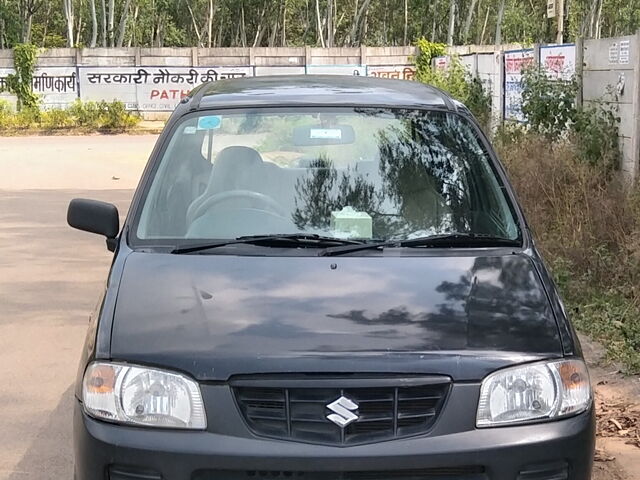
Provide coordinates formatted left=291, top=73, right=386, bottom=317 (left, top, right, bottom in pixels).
left=528, top=246, right=580, bottom=357
left=74, top=242, right=133, bottom=400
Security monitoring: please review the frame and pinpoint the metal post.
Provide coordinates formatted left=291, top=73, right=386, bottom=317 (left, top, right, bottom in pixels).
left=575, top=37, right=584, bottom=110
left=630, top=29, right=640, bottom=182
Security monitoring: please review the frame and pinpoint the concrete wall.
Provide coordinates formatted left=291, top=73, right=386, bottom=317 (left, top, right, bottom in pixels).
left=0, top=46, right=417, bottom=68
left=0, top=46, right=418, bottom=119
left=583, top=35, right=639, bottom=179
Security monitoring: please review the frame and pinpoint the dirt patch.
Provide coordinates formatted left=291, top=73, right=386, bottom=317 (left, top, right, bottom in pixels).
left=596, top=397, right=640, bottom=448
left=581, top=334, right=640, bottom=480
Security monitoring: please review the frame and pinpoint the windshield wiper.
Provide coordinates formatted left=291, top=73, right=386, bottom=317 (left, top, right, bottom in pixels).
left=318, top=233, right=521, bottom=257
left=171, top=234, right=365, bottom=254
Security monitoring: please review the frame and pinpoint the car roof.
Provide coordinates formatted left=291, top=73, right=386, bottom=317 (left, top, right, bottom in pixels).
left=188, top=75, right=456, bottom=111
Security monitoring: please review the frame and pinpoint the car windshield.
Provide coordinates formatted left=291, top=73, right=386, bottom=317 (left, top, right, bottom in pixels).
left=135, top=107, right=520, bottom=246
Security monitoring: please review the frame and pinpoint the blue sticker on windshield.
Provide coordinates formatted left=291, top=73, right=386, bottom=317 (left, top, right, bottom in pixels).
left=197, top=115, right=222, bottom=130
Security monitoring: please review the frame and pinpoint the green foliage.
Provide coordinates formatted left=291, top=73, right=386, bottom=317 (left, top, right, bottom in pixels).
left=573, top=101, right=621, bottom=170
left=1, top=0, right=640, bottom=49
left=414, top=38, right=446, bottom=75
left=0, top=99, right=14, bottom=128
left=3, top=43, right=40, bottom=110
left=0, top=100, right=140, bottom=132
left=548, top=256, right=640, bottom=372
left=12, top=107, right=41, bottom=127
left=67, top=100, right=140, bottom=130
left=568, top=287, right=640, bottom=373
left=67, top=100, right=105, bottom=127
left=520, top=66, right=621, bottom=169
left=40, top=108, right=74, bottom=129
left=0, top=99, right=12, bottom=114
left=521, top=67, right=578, bottom=139
left=415, top=52, right=492, bottom=128
left=101, top=100, right=141, bottom=129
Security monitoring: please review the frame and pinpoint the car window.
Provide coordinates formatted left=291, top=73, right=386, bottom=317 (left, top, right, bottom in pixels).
left=135, top=108, right=520, bottom=245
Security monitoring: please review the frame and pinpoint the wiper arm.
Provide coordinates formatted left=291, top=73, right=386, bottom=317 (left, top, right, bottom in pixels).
left=400, top=233, right=521, bottom=248
left=318, top=233, right=521, bottom=257
left=171, top=234, right=365, bottom=254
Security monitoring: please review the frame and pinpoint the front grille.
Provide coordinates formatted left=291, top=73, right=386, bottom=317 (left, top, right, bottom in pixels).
left=232, top=377, right=450, bottom=446
left=192, top=467, right=486, bottom=480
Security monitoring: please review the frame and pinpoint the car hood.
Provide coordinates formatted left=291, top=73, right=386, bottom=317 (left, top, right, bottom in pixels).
left=111, top=251, right=562, bottom=381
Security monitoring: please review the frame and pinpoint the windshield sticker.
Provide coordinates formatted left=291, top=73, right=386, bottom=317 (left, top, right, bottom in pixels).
left=197, top=115, right=222, bottom=130
left=183, top=126, right=197, bottom=134
left=310, top=128, right=342, bottom=139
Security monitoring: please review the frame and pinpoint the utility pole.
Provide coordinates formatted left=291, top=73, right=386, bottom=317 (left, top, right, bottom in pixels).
left=556, top=0, right=564, bottom=44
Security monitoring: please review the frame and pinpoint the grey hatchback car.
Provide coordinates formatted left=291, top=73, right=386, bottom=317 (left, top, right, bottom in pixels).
left=68, top=75, right=595, bottom=480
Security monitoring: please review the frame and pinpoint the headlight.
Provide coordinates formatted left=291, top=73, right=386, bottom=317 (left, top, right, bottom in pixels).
left=477, top=359, right=591, bottom=427
left=82, top=362, right=206, bottom=429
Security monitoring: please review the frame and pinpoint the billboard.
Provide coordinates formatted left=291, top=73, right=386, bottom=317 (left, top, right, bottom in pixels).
left=540, top=44, right=576, bottom=80
left=504, top=49, right=535, bottom=122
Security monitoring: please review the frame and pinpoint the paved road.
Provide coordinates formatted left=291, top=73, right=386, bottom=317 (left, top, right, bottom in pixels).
left=0, top=135, right=154, bottom=480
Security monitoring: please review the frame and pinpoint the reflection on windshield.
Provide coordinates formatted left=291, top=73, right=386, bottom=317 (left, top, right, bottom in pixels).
left=136, top=108, right=519, bottom=245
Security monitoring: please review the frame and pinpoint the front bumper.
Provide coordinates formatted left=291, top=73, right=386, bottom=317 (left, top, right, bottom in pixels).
left=74, top=392, right=595, bottom=480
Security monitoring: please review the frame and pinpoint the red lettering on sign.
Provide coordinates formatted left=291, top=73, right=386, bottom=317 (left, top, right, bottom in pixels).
left=149, top=89, right=192, bottom=101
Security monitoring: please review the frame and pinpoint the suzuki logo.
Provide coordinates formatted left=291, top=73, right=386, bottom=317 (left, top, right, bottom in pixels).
left=326, top=396, right=359, bottom=427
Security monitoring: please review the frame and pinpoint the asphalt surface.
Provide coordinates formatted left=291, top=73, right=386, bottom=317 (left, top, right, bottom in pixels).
left=0, top=135, right=153, bottom=480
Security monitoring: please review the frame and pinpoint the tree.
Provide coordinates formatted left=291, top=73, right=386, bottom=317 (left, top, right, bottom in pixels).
left=1, top=0, right=640, bottom=49
left=446, top=0, right=455, bottom=45
left=89, top=0, right=97, bottom=46
left=494, top=0, right=505, bottom=45
left=62, top=0, right=73, bottom=47
left=115, top=0, right=132, bottom=46
left=462, top=0, right=478, bottom=42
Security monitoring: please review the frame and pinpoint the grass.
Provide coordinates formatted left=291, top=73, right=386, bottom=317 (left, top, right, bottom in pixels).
left=496, top=133, right=640, bottom=373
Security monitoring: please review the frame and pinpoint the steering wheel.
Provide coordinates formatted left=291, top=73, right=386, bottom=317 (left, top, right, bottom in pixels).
left=189, top=189, right=288, bottom=224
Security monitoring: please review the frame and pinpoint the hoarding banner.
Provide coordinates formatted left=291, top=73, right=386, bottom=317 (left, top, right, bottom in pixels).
left=504, top=49, right=535, bottom=122
left=540, top=44, right=576, bottom=80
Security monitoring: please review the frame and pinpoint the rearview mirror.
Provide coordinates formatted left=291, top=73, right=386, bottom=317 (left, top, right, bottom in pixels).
left=293, top=124, right=355, bottom=146
left=67, top=198, right=119, bottom=251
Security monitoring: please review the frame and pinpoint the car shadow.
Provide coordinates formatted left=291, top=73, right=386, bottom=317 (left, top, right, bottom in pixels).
left=7, top=385, right=75, bottom=480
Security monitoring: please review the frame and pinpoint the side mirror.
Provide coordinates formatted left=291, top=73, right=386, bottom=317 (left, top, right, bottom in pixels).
left=67, top=198, right=120, bottom=251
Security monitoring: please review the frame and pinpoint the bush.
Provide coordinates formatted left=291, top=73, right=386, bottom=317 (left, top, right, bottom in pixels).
left=0, top=100, right=13, bottom=128
left=67, top=100, right=140, bottom=130
left=573, top=101, right=620, bottom=170
left=415, top=40, right=491, bottom=128
left=101, top=100, right=140, bottom=129
left=521, top=67, right=578, bottom=139
left=0, top=100, right=141, bottom=132
left=414, top=38, right=446, bottom=74
left=520, top=67, right=620, bottom=169
left=41, top=108, right=74, bottom=129
left=12, top=107, right=41, bottom=128
left=67, top=100, right=104, bottom=128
